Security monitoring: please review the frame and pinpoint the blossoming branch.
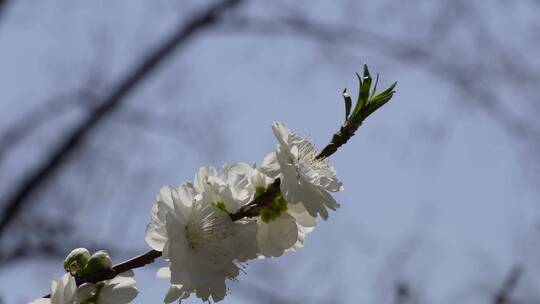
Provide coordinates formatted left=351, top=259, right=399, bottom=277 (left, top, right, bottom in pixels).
left=31, top=65, right=396, bottom=304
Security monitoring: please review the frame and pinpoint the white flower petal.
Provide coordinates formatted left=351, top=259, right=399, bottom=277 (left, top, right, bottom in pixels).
left=272, top=122, right=291, bottom=147
left=269, top=122, right=343, bottom=220
left=75, top=283, right=95, bottom=302
left=145, top=218, right=167, bottom=251
left=28, top=298, right=51, bottom=304
left=172, top=183, right=195, bottom=222
left=99, top=271, right=138, bottom=304
left=257, top=213, right=298, bottom=257
left=52, top=273, right=77, bottom=304
left=257, top=222, right=282, bottom=257
left=46, top=273, right=77, bottom=304
left=260, top=152, right=280, bottom=178
left=269, top=213, right=298, bottom=250
left=147, top=164, right=263, bottom=303
left=164, top=285, right=189, bottom=303
left=288, top=202, right=317, bottom=228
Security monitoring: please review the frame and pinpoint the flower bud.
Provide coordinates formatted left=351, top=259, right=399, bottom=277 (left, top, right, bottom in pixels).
left=63, top=248, right=90, bottom=275
left=79, top=250, right=113, bottom=277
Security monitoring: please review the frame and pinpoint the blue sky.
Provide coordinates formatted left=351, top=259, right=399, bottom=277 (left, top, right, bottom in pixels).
left=0, top=1, right=539, bottom=303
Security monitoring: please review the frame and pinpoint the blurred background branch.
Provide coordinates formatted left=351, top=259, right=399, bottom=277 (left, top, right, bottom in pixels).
left=0, top=0, right=7, bottom=19
left=0, top=89, right=98, bottom=168
left=223, top=14, right=540, bottom=145
left=0, top=0, right=538, bottom=303
left=0, top=0, right=244, bottom=238
left=492, top=265, right=523, bottom=304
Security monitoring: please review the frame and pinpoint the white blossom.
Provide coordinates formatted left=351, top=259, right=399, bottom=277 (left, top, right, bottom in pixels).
left=146, top=175, right=258, bottom=303
left=194, top=164, right=253, bottom=213
left=29, top=271, right=138, bottom=304
left=238, top=164, right=316, bottom=257
left=95, top=271, right=139, bottom=304
left=262, top=122, right=343, bottom=220
left=29, top=273, right=76, bottom=304
left=256, top=202, right=316, bottom=257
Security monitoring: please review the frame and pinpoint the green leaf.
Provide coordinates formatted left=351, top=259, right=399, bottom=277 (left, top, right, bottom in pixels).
left=359, top=64, right=372, bottom=105
left=364, top=95, right=393, bottom=118
left=355, top=71, right=363, bottom=87
left=363, top=81, right=397, bottom=119
left=346, top=68, right=397, bottom=125
left=374, top=81, right=397, bottom=100
left=370, top=73, right=380, bottom=100
left=351, top=72, right=364, bottom=116
left=342, top=88, right=352, bottom=120
left=352, top=65, right=373, bottom=118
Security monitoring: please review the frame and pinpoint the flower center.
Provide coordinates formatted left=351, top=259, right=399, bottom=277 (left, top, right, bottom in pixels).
left=184, top=204, right=232, bottom=254
left=211, top=201, right=227, bottom=212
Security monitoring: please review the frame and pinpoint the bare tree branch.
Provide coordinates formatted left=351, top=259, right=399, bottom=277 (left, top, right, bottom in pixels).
left=0, top=0, right=245, bottom=239
left=0, top=0, right=7, bottom=20
left=221, top=15, right=540, bottom=145
left=0, top=89, right=98, bottom=168
left=492, top=265, right=524, bottom=304
left=395, top=281, right=411, bottom=304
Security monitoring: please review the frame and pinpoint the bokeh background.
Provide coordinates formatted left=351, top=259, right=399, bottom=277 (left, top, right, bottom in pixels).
left=0, top=0, right=539, bottom=303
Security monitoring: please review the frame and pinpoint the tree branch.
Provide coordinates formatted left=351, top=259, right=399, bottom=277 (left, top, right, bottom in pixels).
left=230, top=112, right=367, bottom=221
left=43, top=250, right=162, bottom=298
left=0, top=89, right=97, bottom=168
left=0, top=0, right=7, bottom=20
left=221, top=15, right=540, bottom=145
left=0, top=0, right=244, bottom=239
left=39, top=67, right=381, bottom=298
left=492, top=265, right=524, bottom=304
left=395, top=281, right=411, bottom=304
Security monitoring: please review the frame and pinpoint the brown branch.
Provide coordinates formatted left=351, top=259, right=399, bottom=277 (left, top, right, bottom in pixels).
left=38, top=71, right=366, bottom=298
left=230, top=178, right=281, bottom=221
left=0, top=0, right=244, bottom=239
left=316, top=120, right=360, bottom=160
left=50, top=115, right=358, bottom=293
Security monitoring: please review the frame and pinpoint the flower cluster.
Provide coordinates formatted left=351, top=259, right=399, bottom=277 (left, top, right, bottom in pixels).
left=31, top=249, right=138, bottom=304
left=31, top=66, right=396, bottom=304
left=145, top=122, right=343, bottom=302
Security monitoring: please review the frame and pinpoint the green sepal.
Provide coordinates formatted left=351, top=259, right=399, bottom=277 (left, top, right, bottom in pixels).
left=261, top=192, right=288, bottom=223
left=63, top=248, right=91, bottom=275
left=254, top=186, right=266, bottom=199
